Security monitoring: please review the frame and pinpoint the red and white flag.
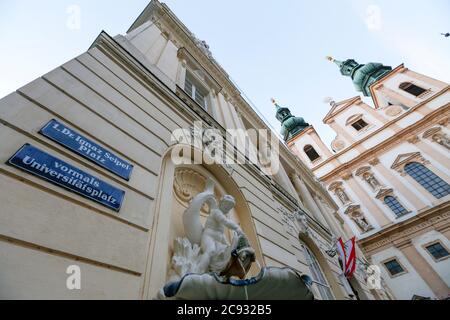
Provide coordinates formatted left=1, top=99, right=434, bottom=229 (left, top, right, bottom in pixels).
left=336, top=237, right=357, bottom=279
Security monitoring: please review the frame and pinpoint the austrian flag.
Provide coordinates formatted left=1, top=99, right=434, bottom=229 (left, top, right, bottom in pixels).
left=336, top=237, right=357, bottom=279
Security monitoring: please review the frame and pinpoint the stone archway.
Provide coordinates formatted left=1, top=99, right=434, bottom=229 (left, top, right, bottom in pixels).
left=142, top=147, right=263, bottom=299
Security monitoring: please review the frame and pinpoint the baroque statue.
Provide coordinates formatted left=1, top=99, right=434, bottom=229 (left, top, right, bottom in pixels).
left=336, top=188, right=351, bottom=205
left=168, top=178, right=256, bottom=286
left=363, top=173, right=382, bottom=190
left=158, top=178, right=315, bottom=300
left=352, top=214, right=374, bottom=233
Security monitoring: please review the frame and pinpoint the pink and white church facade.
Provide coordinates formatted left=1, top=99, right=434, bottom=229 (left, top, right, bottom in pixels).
left=286, top=57, right=450, bottom=300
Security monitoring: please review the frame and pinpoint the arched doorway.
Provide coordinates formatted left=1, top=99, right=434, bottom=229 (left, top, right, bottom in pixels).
left=299, top=235, right=346, bottom=300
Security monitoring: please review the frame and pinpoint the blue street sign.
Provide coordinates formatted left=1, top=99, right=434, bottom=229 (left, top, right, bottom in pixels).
left=7, top=144, right=125, bottom=212
left=40, top=120, right=133, bottom=181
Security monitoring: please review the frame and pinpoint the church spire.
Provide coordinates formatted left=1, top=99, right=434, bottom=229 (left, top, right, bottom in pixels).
left=273, top=99, right=310, bottom=142
left=326, top=56, right=393, bottom=97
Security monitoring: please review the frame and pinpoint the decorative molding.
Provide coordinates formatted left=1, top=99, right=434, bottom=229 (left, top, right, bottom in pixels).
left=355, top=166, right=371, bottom=177
left=438, top=117, right=450, bottom=127
left=343, top=204, right=361, bottom=216
left=331, top=139, right=346, bottom=152
left=323, top=96, right=361, bottom=124
left=346, top=114, right=364, bottom=126
left=280, top=207, right=310, bottom=237
left=341, top=172, right=353, bottom=181
left=393, top=238, right=413, bottom=250
left=191, top=34, right=213, bottom=59
left=361, top=208, right=450, bottom=253
left=385, top=105, right=403, bottom=117
left=375, top=188, right=394, bottom=200
left=423, top=127, right=450, bottom=150
left=368, top=158, right=380, bottom=166
left=328, top=181, right=343, bottom=191
left=422, top=127, right=442, bottom=139
left=391, top=152, right=430, bottom=175
left=173, top=169, right=221, bottom=213
left=407, top=135, right=420, bottom=144
left=173, top=169, right=206, bottom=203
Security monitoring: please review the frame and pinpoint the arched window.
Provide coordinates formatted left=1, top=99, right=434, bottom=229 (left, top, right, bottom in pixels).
left=405, top=162, right=450, bottom=199
left=300, top=242, right=334, bottom=300
left=399, top=82, right=427, bottom=97
left=384, top=196, right=408, bottom=218
left=304, top=145, right=321, bottom=162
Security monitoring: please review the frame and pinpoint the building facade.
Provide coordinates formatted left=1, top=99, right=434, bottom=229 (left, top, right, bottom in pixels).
left=0, top=1, right=386, bottom=300
left=289, top=56, right=450, bottom=300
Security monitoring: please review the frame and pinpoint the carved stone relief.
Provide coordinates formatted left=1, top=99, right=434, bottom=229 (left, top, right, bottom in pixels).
left=344, top=205, right=374, bottom=234
left=384, top=105, right=403, bottom=117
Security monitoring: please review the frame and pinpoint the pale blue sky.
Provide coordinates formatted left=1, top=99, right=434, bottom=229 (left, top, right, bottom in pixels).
left=1, top=0, right=449, bottom=146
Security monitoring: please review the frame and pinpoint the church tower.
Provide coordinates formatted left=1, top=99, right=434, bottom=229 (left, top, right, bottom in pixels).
left=326, top=56, right=392, bottom=97
left=287, top=56, right=450, bottom=300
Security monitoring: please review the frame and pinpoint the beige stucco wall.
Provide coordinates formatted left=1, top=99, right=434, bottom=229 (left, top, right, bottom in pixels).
left=0, top=1, right=378, bottom=300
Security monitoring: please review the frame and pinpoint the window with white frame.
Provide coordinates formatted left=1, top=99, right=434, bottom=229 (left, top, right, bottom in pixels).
left=399, top=82, right=428, bottom=97
left=383, top=196, right=409, bottom=218
left=351, top=119, right=369, bottom=131
left=404, top=162, right=450, bottom=199
left=184, top=71, right=210, bottom=111
left=346, top=114, right=369, bottom=132
left=383, top=258, right=406, bottom=277
left=304, top=145, right=321, bottom=162
left=425, top=242, right=449, bottom=261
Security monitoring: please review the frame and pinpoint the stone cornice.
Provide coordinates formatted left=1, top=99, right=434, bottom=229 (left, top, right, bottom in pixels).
left=137, top=1, right=328, bottom=199
left=177, top=47, right=222, bottom=92
left=359, top=200, right=450, bottom=254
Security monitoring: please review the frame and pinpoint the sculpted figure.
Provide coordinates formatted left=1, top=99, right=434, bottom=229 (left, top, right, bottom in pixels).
left=181, top=178, right=252, bottom=275
left=336, top=188, right=350, bottom=205
left=353, top=215, right=373, bottom=233
left=364, top=173, right=381, bottom=190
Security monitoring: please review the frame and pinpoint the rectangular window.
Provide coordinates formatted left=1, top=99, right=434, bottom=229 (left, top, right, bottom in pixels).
left=399, top=82, right=428, bottom=97
left=352, top=119, right=369, bottom=131
left=426, top=242, right=449, bottom=261
left=384, top=259, right=405, bottom=276
left=184, top=72, right=209, bottom=111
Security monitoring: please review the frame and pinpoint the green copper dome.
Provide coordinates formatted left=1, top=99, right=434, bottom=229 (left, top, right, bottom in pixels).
left=273, top=100, right=310, bottom=142
left=327, top=57, right=392, bottom=97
